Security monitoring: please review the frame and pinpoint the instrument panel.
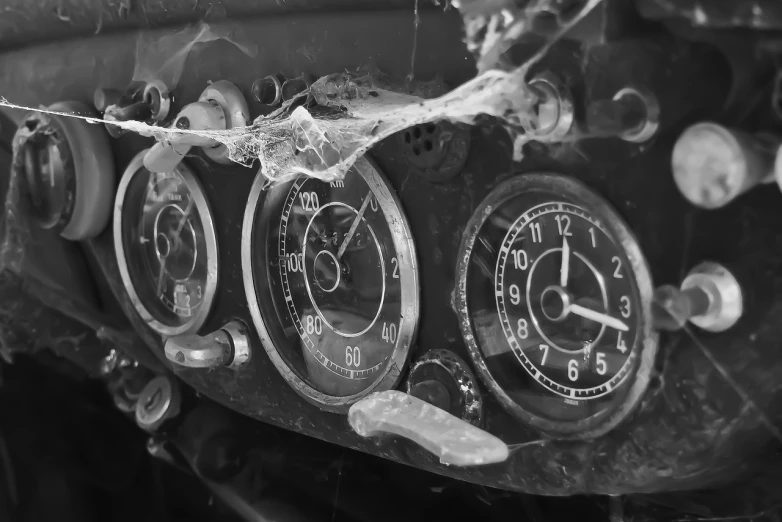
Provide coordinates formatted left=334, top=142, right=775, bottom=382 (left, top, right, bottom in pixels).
left=114, top=151, right=218, bottom=336
left=243, top=156, right=419, bottom=409
left=456, top=174, right=657, bottom=438
left=9, top=9, right=781, bottom=497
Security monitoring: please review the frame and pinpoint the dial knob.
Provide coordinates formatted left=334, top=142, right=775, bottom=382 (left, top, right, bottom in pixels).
left=405, top=349, right=483, bottom=426
left=164, top=321, right=251, bottom=370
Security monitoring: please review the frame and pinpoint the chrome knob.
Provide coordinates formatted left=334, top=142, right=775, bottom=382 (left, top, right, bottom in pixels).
left=653, top=262, right=743, bottom=333
left=672, top=122, right=778, bottom=209
left=165, top=321, right=251, bottom=370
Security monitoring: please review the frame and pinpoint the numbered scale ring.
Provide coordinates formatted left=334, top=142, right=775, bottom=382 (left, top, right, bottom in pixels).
left=242, top=156, right=419, bottom=412
left=114, top=150, right=218, bottom=337
left=455, top=173, right=658, bottom=438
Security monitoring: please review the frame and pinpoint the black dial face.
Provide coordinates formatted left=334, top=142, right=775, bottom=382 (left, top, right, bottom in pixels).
left=458, top=173, right=656, bottom=437
left=247, top=157, right=418, bottom=407
left=115, top=154, right=218, bottom=336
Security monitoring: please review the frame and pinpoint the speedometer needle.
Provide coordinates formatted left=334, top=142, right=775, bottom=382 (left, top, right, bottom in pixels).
left=560, top=237, right=570, bottom=287
left=336, top=193, right=373, bottom=261
left=567, top=303, right=629, bottom=332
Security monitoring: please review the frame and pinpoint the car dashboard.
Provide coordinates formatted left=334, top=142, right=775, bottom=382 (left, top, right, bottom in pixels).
left=1, top=1, right=782, bottom=520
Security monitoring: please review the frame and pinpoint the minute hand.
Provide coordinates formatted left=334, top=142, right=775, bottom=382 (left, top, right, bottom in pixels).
left=567, top=303, right=629, bottom=332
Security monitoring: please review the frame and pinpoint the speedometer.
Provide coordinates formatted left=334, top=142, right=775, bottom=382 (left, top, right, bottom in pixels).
left=455, top=173, right=657, bottom=438
left=114, top=150, right=218, bottom=336
left=243, top=156, right=419, bottom=411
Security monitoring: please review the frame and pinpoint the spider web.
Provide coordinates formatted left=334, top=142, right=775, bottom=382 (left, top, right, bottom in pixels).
left=0, top=0, right=602, bottom=187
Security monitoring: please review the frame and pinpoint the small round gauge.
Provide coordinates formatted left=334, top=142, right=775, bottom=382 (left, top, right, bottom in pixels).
left=114, top=149, right=218, bottom=336
left=455, top=173, right=657, bottom=438
left=243, top=156, right=419, bottom=411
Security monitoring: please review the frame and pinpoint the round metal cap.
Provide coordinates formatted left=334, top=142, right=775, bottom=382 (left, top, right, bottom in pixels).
left=135, top=375, right=181, bottom=432
left=672, top=123, right=760, bottom=209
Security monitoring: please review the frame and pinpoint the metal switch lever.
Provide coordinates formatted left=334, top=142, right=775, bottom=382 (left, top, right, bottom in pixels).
left=143, top=80, right=249, bottom=173
left=165, top=321, right=251, bottom=370
left=348, top=390, right=509, bottom=467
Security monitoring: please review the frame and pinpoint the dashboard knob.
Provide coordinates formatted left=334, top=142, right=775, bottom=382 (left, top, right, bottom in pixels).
left=653, top=261, right=743, bottom=333
left=585, top=85, right=659, bottom=143
left=143, top=80, right=249, bottom=172
left=672, top=122, right=778, bottom=209
left=13, top=101, right=116, bottom=240
left=164, top=321, right=252, bottom=370
left=136, top=375, right=181, bottom=432
left=405, top=349, right=483, bottom=426
left=348, top=390, right=508, bottom=467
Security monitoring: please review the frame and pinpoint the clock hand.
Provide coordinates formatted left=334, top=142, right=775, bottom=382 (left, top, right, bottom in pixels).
left=567, top=303, right=629, bottom=332
left=560, top=237, right=570, bottom=288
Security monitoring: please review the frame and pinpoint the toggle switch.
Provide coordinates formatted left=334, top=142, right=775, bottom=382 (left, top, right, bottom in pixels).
left=653, top=261, right=743, bottom=333
left=95, top=81, right=172, bottom=139
left=348, top=390, right=509, bottom=467
left=672, top=122, right=778, bottom=209
left=164, top=321, right=251, bottom=370
left=143, top=80, right=249, bottom=173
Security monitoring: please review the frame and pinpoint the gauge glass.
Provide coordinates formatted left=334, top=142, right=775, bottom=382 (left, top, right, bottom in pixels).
left=243, top=156, right=419, bottom=409
left=456, top=173, right=657, bottom=437
left=114, top=150, right=218, bottom=336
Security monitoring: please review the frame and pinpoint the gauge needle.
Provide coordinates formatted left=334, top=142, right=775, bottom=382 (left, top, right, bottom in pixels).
left=567, top=303, right=629, bottom=332
left=174, top=198, right=194, bottom=237
left=156, top=256, right=168, bottom=298
left=560, top=237, right=570, bottom=287
left=336, top=193, right=373, bottom=261
left=157, top=199, right=193, bottom=298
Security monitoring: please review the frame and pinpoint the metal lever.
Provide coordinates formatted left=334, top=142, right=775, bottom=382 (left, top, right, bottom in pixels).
left=144, top=80, right=249, bottom=173
left=348, top=390, right=509, bottom=467
left=164, top=321, right=251, bottom=370
left=95, top=81, right=171, bottom=139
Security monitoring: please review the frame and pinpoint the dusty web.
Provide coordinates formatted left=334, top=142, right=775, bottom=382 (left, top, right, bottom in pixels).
left=0, top=0, right=602, bottom=187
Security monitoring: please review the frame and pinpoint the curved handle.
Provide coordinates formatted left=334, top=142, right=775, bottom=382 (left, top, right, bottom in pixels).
left=164, top=330, right=232, bottom=369
left=348, top=390, right=509, bottom=467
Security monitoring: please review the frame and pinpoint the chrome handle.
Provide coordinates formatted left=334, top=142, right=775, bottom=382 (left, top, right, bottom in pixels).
left=164, top=321, right=251, bottom=370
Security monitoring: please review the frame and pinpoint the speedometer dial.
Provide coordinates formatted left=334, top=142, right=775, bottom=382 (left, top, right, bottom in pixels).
left=456, top=173, right=657, bottom=438
left=114, top=150, right=218, bottom=336
left=243, top=156, right=418, bottom=411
